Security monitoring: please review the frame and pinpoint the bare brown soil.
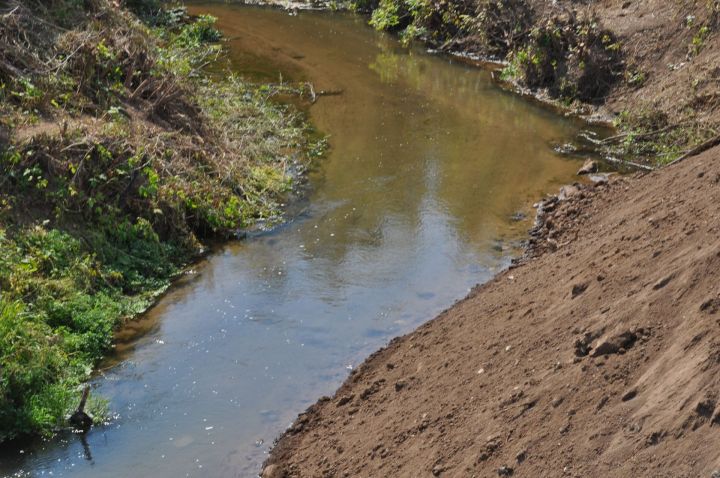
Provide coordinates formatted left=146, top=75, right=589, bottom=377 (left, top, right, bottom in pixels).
left=519, top=0, right=720, bottom=129
left=264, top=145, right=720, bottom=477
left=594, top=0, right=720, bottom=125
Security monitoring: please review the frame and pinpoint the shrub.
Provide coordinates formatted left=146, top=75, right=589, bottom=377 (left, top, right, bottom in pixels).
left=504, top=13, right=622, bottom=103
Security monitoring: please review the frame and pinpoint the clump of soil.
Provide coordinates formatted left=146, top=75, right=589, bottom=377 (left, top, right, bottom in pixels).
left=264, top=146, right=720, bottom=476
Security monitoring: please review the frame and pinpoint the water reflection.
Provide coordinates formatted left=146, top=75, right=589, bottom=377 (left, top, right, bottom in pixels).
left=0, top=5, right=596, bottom=478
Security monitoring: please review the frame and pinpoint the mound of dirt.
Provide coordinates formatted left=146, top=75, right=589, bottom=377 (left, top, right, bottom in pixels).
left=264, top=146, right=720, bottom=477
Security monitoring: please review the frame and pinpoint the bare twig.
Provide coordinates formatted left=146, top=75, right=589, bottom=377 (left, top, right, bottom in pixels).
left=666, top=133, right=720, bottom=168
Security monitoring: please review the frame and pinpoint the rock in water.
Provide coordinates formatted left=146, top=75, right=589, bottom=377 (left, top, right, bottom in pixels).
left=577, top=159, right=599, bottom=175
left=261, top=464, right=284, bottom=478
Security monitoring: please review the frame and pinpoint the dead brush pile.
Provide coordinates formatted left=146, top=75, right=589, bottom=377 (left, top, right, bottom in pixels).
left=451, top=0, right=534, bottom=58
left=0, top=0, right=314, bottom=243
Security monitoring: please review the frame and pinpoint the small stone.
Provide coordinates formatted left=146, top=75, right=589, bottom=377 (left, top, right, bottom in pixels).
left=588, top=173, right=610, bottom=184
left=627, top=422, right=642, bottom=433
left=653, top=273, right=676, bottom=290
left=394, top=380, right=406, bottom=392
left=432, top=464, right=445, bottom=476
left=696, top=398, right=715, bottom=418
left=515, top=449, right=527, bottom=463
left=571, top=282, right=588, bottom=298
left=646, top=430, right=664, bottom=446
left=711, top=470, right=720, bottom=478
left=336, top=395, right=354, bottom=407
left=700, top=298, right=720, bottom=314
left=591, top=331, right=638, bottom=357
left=261, top=464, right=283, bottom=478
left=558, top=185, right=580, bottom=201
left=498, top=465, right=514, bottom=476
left=574, top=335, right=592, bottom=357
left=622, top=389, right=638, bottom=401
left=577, top=159, right=598, bottom=175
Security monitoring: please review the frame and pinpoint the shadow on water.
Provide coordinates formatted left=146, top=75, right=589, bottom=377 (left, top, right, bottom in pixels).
left=0, top=5, right=608, bottom=477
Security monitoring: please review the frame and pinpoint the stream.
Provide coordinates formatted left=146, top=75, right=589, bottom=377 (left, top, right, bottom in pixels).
left=0, top=5, right=603, bottom=477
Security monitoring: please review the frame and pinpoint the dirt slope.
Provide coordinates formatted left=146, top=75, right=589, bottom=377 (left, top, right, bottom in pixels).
left=593, top=0, right=720, bottom=124
left=263, top=147, right=720, bottom=477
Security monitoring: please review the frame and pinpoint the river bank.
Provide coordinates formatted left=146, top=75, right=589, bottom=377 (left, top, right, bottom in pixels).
left=0, top=1, right=317, bottom=442
left=310, top=0, right=718, bottom=167
left=0, top=4, right=606, bottom=476
left=264, top=143, right=720, bottom=478
left=263, top=1, right=720, bottom=476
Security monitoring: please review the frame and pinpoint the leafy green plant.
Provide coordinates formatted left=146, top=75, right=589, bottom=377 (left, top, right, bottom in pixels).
left=370, top=0, right=403, bottom=31
left=690, top=25, right=711, bottom=56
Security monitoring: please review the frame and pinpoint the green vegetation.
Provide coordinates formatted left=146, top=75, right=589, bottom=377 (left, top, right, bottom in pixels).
left=357, top=0, right=623, bottom=104
left=366, top=0, right=474, bottom=46
left=690, top=24, right=711, bottom=57
left=502, top=17, right=622, bottom=103
left=0, top=0, right=318, bottom=441
left=606, top=110, right=718, bottom=166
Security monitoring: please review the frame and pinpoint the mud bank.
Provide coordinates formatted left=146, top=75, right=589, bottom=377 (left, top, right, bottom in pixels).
left=265, top=143, right=720, bottom=476
left=262, top=2, right=720, bottom=475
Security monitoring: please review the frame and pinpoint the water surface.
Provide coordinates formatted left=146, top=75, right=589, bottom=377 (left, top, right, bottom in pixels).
left=1, top=5, right=597, bottom=477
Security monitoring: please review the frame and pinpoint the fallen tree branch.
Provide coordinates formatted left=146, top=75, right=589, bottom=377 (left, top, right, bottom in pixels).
left=604, top=155, right=655, bottom=171
left=600, top=122, right=688, bottom=145
left=665, top=133, right=720, bottom=168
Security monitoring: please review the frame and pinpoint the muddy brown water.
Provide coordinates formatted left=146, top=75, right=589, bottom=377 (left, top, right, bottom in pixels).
left=0, top=5, right=605, bottom=477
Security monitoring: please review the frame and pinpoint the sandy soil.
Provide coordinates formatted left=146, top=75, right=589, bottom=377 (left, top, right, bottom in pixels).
left=263, top=146, right=720, bottom=477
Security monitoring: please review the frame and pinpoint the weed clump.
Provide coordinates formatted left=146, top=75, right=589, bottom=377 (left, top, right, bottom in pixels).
left=503, top=13, right=622, bottom=103
left=471, top=0, right=534, bottom=58
left=369, top=0, right=476, bottom=46
left=606, top=109, right=718, bottom=165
